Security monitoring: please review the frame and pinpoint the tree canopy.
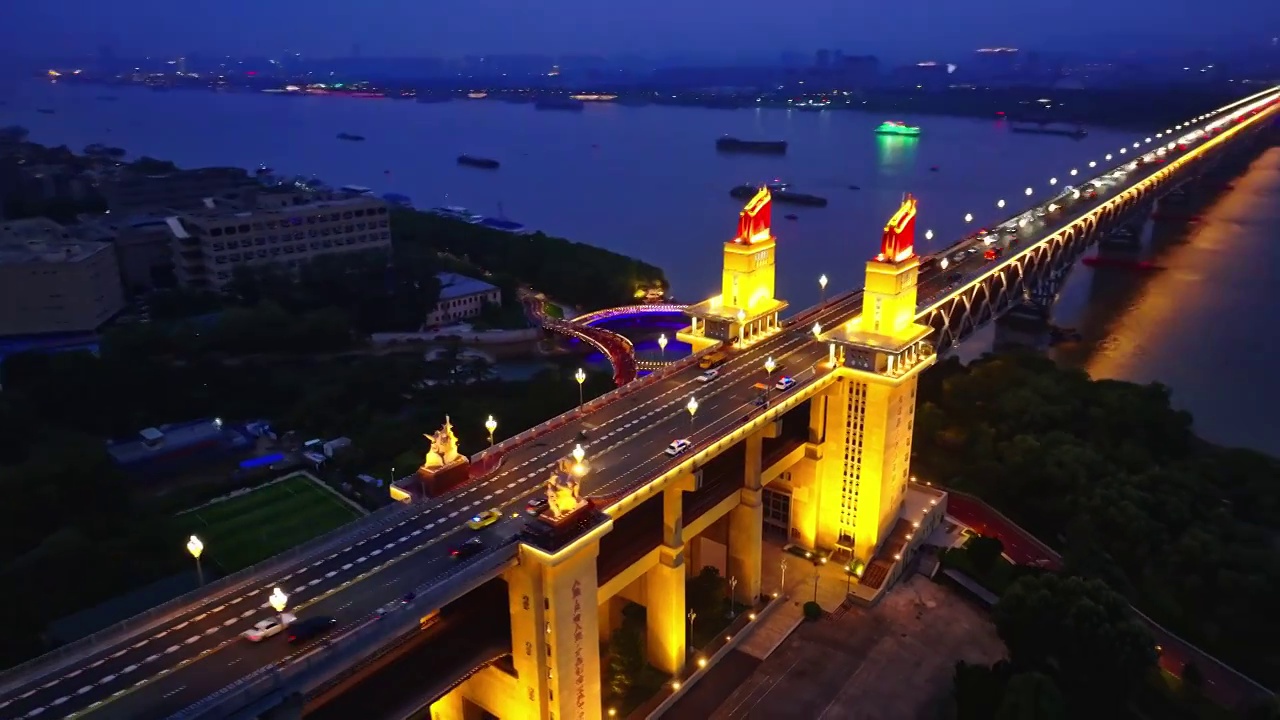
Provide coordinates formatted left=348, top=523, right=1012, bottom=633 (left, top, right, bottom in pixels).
left=916, top=353, right=1280, bottom=688
left=391, top=209, right=667, bottom=310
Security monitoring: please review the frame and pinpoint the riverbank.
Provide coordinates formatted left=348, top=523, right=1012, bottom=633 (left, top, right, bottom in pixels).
left=40, top=74, right=1246, bottom=130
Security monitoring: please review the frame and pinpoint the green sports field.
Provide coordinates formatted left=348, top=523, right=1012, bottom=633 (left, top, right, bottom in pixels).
left=180, top=474, right=363, bottom=573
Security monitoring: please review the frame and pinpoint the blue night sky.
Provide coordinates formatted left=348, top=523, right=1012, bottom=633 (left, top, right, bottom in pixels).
left=2, top=0, right=1277, bottom=61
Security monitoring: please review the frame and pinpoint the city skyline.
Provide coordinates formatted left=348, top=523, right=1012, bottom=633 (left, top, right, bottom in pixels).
left=4, top=0, right=1279, bottom=64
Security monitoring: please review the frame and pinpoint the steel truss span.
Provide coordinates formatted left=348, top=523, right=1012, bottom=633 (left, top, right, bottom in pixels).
left=919, top=109, right=1272, bottom=352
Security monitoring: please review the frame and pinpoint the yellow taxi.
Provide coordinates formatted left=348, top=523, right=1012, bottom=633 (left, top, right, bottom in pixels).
left=467, top=509, right=501, bottom=531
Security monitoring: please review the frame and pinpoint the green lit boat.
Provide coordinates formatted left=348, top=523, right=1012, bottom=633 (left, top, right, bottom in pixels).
left=874, top=120, right=921, bottom=137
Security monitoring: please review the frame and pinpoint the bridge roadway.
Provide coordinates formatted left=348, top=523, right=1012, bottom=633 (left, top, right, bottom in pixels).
left=1, top=91, right=1274, bottom=720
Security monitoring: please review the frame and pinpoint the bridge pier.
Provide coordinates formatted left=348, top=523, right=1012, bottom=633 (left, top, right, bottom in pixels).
left=502, top=521, right=609, bottom=720
left=727, top=434, right=764, bottom=604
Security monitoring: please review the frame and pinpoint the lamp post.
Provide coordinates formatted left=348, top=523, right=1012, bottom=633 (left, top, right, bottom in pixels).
left=269, top=587, right=289, bottom=616
left=925, top=229, right=933, bottom=242
left=736, top=309, right=746, bottom=345
left=818, top=274, right=828, bottom=306
left=574, top=368, right=586, bottom=407
left=186, top=535, right=204, bottom=586
left=997, top=199, right=1005, bottom=209
left=728, top=576, right=738, bottom=616
left=658, top=333, right=668, bottom=359
left=813, top=566, right=821, bottom=602
left=812, top=322, right=821, bottom=339
left=764, top=356, right=776, bottom=399
left=780, top=556, right=788, bottom=595
left=571, top=444, right=587, bottom=475
left=687, top=609, right=697, bottom=652
left=1025, top=187, right=1033, bottom=196
left=686, top=396, right=698, bottom=432
left=484, top=415, right=497, bottom=446
left=964, top=213, right=973, bottom=223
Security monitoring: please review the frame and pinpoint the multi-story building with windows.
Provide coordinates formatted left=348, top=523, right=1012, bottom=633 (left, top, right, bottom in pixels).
left=425, top=273, right=502, bottom=327
left=100, top=166, right=260, bottom=213
left=170, top=193, right=392, bottom=290
left=0, top=218, right=126, bottom=336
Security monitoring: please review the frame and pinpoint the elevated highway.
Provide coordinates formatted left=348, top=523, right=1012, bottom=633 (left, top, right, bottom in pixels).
left=0, top=85, right=1276, bottom=720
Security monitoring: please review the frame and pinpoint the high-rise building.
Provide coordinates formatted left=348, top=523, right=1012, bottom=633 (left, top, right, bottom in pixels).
left=0, top=218, right=125, bottom=337
left=170, top=193, right=392, bottom=290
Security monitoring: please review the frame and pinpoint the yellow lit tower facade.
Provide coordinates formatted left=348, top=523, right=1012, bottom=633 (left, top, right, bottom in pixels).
left=811, top=195, right=936, bottom=562
left=679, top=187, right=788, bottom=351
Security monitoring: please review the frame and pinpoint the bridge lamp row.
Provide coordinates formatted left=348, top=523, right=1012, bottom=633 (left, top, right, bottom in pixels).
left=1070, top=169, right=1078, bottom=176
left=997, top=199, right=1005, bottom=209
left=925, top=229, right=934, bottom=241
left=1049, top=177, right=1058, bottom=186
left=1089, top=161, right=1097, bottom=168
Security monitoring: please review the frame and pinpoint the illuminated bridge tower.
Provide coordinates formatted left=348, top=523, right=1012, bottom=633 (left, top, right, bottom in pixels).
left=679, top=187, right=789, bottom=352
left=805, top=195, right=936, bottom=562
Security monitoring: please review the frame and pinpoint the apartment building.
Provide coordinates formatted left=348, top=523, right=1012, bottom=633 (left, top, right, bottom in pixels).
left=100, top=166, right=260, bottom=213
left=425, top=273, right=502, bottom=327
left=0, top=218, right=126, bottom=336
left=171, top=194, right=392, bottom=290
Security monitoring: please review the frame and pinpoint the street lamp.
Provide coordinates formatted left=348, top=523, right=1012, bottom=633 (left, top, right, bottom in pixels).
left=574, top=368, right=586, bottom=407
left=811, top=322, right=821, bottom=339
left=269, top=587, right=288, bottom=614
left=764, top=356, right=776, bottom=399
left=186, top=535, right=204, bottom=586
left=1089, top=161, right=1097, bottom=168
left=1106, top=154, right=1113, bottom=161
left=687, top=609, right=697, bottom=651
left=818, top=274, right=828, bottom=305
left=964, top=213, right=973, bottom=223
left=728, top=576, right=738, bottom=616
left=996, top=199, right=1005, bottom=209
left=1049, top=177, right=1058, bottom=186
left=736, top=309, right=747, bottom=344
left=658, top=333, right=668, bottom=358
left=1070, top=168, right=1078, bottom=176
left=1025, top=187, right=1033, bottom=196
left=780, top=556, right=788, bottom=595
left=571, top=444, right=587, bottom=475
left=686, top=396, right=698, bottom=432
left=925, top=229, right=933, bottom=241
left=484, top=415, right=497, bottom=446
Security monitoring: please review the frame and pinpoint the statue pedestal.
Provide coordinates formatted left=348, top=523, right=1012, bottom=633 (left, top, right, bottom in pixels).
left=522, top=500, right=603, bottom=553
left=414, top=458, right=470, bottom=498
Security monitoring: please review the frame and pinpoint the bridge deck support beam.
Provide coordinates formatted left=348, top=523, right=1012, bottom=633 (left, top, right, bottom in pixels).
left=727, top=434, right=764, bottom=604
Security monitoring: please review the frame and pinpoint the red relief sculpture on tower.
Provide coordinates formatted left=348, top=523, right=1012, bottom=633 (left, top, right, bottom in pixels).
left=734, top=187, right=773, bottom=244
left=878, top=193, right=918, bottom=263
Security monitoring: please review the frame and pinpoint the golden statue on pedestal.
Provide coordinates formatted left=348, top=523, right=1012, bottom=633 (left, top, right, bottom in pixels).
left=422, top=416, right=462, bottom=469
left=544, top=457, right=585, bottom=520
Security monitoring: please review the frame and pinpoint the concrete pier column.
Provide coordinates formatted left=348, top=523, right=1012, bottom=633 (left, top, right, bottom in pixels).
left=645, top=545, right=687, bottom=675
left=727, top=433, right=764, bottom=602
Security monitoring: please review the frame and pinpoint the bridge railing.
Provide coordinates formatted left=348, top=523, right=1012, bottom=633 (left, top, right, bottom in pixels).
left=168, top=540, right=521, bottom=720
left=0, top=495, right=425, bottom=697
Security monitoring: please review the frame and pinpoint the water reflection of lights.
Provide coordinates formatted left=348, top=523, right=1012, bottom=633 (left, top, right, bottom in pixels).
left=876, top=134, right=919, bottom=170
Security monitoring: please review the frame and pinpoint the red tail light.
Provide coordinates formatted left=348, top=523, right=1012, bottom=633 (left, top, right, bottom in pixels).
left=288, top=635, right=296, bottom=641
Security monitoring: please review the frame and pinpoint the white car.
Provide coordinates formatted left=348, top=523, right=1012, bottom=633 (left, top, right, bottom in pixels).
left=241, top=613, right=296, bottom=642
left=775, top=377, right=797, bottom=392
left=665, top=439, right=692, bottom=456
left=697, top=370, right=719, bottom=383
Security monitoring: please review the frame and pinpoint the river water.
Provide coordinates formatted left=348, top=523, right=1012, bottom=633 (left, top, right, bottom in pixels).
left=3, top=82, right=1275, bottom=455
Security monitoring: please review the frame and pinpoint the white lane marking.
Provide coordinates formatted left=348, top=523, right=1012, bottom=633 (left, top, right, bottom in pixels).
left=308, top=579, right=321, bottom=586
left=51, top=697, right=70, bottom=706
left=145, top=653, right=160, bottom=663
left=165, top=645, right=180, bottom=654
left=326, top=571, right=337, bottom=578
left=192, top=613, right=207, bottom=622
left=171, top=621, right=189, bottom=631
left=162, top=685, right=187, bottom=698
left=240, top=610, right=255, bottom=619
left=204, top=627, right=218, bottom=636
left=123, top=663, right=139, bottom=673
left=293, top=586, right=306, bottom=593
left=224, top=618, right=238, bottom=627
left=411, top=529, right=422, bottom=536
left=357, top=556, right=367, bottom=563
left=76, top=686, right=94, bottom=695
left=26, top=707, right=45, bottom=717
left=211, top=604, right=225, bottom=613
left=370, top=549, right=382, bottom=557
left=184, top=636, right=200, bottom=645
left=342, top=563, right=352, bottom=570
left=100, top=674, right=117, bottom=684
